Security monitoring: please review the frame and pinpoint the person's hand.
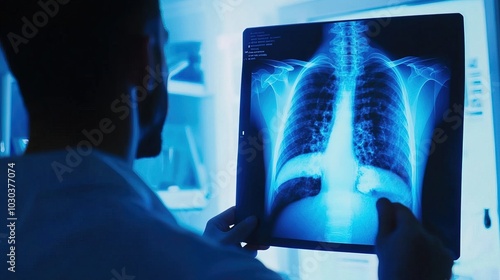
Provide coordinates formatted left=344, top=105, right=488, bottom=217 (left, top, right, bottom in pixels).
left=203, top=206, right=268, bottom=257
left=375, top=198, right=454, bottom=280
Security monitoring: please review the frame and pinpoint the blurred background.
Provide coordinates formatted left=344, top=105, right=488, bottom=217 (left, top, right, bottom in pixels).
left=1, top=0, right=500, bottom=279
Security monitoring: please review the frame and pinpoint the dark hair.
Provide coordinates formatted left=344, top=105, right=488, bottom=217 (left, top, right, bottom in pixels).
left=0, top=0, right=159, bottom=116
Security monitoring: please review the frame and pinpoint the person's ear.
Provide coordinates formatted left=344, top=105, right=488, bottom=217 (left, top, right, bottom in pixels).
left=124, top=35, right=151, bottom=88
left=134, top=31, right=168, bottom=158
left=123, top=33, right=162, bottom=125
left=135, top=34, right=167, bottom=125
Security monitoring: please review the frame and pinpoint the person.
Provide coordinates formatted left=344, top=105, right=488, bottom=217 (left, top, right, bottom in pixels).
left=0, top=0, right=453, bottom=279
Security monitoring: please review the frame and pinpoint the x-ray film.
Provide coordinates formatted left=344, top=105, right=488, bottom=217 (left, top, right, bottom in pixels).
left=236, top=14, right=464, bottom=256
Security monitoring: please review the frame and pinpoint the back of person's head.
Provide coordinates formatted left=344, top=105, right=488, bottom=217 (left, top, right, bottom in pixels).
left=0, top=0, right=160, bottom=118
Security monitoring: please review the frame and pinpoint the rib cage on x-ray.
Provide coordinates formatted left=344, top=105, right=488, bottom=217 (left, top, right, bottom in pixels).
left=353, top=54, right=413, bottom=189
left=275, top=56, right=339, bottom=177
left=252, top=21, right=446, bottom=220
left=272, top=56, right=339, bottom=216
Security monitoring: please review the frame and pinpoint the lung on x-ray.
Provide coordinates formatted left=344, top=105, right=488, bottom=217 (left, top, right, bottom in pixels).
left=236, top=14, right=464, bottom=256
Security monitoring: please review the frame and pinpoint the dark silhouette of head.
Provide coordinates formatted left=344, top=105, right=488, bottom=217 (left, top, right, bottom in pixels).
left=0, top=0, right=168, bottom=161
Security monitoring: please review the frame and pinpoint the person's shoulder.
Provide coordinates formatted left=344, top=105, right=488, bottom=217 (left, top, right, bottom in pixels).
left=94, top=207, right=282, bottom=280
left=2, top=152, right=281, bottom=279
left=68, top=207, right=280, bottom=279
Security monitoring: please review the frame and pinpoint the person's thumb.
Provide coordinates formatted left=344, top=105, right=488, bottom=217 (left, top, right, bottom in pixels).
left=392, top=202, right=420, bottom=229
left=224, top=216, right=258, bottom=244
left=376, top=198, right=396, bottom=242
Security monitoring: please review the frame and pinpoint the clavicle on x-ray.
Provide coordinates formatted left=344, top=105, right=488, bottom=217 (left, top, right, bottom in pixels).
left=251, top=20, right=450, bottom=244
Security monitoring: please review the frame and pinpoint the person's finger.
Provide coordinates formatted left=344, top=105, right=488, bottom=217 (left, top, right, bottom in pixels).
left=243, top=244, right=270, bottom=251
left=206, top=206, right=236, bottom=232
left=242, top=243, right=269, bottom=258
left=244, top=249, right=258, bottom=258
left=376, top=198, right=396, bottom=239
left=222, top=216, right=258, bottom=244
left=392, top=202, right=419, bottom=229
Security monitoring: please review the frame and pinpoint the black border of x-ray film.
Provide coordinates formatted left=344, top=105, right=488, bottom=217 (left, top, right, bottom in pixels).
left=236, top=13, right=464, bottom=258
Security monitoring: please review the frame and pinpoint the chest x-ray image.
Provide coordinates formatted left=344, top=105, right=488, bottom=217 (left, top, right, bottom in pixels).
left=236, top=14, right=464, bottom=254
